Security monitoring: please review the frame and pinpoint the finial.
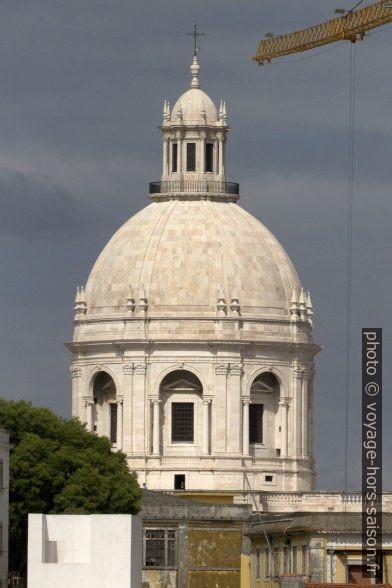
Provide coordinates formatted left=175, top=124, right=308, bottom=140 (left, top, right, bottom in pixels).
left=290, top=288, right=299, bottom=322
left=190, top=55, right=200, bottom=88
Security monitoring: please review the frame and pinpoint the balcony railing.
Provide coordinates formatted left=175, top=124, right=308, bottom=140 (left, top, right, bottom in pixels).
left=149, top=180, right=240, bottom=195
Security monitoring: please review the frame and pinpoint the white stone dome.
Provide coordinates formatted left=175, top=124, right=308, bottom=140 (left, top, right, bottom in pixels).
left=84, top=199, right=302, bottom=321
left=171, top=88, right=218, bottom=124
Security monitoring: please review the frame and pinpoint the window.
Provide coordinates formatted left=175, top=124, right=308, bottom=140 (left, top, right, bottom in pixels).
left=249, top=404, right=263, bottom=443
left=110, top=403, right=117, bottom=444
left=301, top=544, right=308, bottom=576
left=174, top=474, right=185, bottom=490
left=265, top=475, right=273, bottom=483
left=273, top=546, right=280, bottom=578
left=283, top=545, right=291, bottom=574
left=172, top=143, right=178, bottom=172
left=255, top=547, right=261, bottom=580
left=172, top=402, right=194, bottom=442
left=144, top=529, right=177, bottom=568
left=265, top=547, right=271, bottom=578
left=292, top=545, right=298, bottom=574
left=186, top=143, right=196, bottom=171
left=205, top=143, right=213, bottom=172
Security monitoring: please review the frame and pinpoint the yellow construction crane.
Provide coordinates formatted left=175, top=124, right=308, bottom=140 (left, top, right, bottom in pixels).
left=253, top=0, right=392, bottom=64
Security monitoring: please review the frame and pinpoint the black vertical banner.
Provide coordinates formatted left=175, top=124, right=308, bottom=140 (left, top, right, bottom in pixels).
left=362, top=329, right=382, bottom=581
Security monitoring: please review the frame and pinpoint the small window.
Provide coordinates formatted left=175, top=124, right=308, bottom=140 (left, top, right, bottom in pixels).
left=186, top=143, right=196, bottom=171
left=292, top=546, right=298, bottom=574
left=110, top=403, right=117, bottom=444
left=174, top=474, right=185, bottom=490
left=265, top=475, right=273, bottom=483
left=273, top=546, right=280, bottom=578
left=144, top=529, right=177, bottom=568
left=265, top=547, right=271, bottom=578
left=301, top=545, right=308, bottom=576
left=283, top=545, right=290, bottom=574
left=172, top=403, right=194, bottom=442
left=255, top=547, right=261, bottom=580
left=249, top=404, right=263, bottom=444
left=205, top=143, right=213, bottom=172
left=172, top=143, right=178, bottom=172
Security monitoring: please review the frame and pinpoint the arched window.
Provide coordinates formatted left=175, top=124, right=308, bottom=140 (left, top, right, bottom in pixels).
left=160, top=370, right=202, bottom=445
left=249, top=372, right=279, bottom=446
left=92, top=371, right=117, bottom=443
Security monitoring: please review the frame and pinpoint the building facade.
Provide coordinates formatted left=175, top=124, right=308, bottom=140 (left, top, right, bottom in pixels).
left=67, top=54, right=320, bottom=493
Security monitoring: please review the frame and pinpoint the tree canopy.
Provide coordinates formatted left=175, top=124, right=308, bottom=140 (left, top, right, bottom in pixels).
left=0, top=399, right=142, bottom=572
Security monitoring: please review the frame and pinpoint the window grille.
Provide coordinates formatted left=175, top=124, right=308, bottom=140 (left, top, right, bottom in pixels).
left=144, top=529, right=177, bottom=568
left=172, top=403, right=194, bottom=442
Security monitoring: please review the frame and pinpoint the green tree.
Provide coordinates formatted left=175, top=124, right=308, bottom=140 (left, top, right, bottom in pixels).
left=0, top=399, right=142, bottom=573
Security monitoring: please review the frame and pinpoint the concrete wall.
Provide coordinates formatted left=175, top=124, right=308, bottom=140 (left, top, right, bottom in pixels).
left=28, top=514, right=142, bottom=588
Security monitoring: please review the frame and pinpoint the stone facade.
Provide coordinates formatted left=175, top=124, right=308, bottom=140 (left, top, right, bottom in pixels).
left=67, top=55, right=320, bottom=493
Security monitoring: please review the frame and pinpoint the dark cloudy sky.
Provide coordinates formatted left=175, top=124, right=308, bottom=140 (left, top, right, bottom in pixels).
left=0, top=0, right=390, bottom=490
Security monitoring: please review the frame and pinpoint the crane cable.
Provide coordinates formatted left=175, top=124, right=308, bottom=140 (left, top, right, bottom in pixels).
left=345, top=41, right=357, bottom=496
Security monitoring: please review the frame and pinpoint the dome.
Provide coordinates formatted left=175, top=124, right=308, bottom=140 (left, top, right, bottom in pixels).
left=171, top=88, right=218, bottom=124
left=85, top=199, right=302, bottom=320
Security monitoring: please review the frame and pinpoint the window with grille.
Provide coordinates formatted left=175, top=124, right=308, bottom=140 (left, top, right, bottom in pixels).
left=205, top=143, right=213, bottom=172
left=172, top=403, right=194, bottom=442
left=144, top=529, right=177, bottom=568
left=301, top=545, right=308, bottom=575
left=249, top=403, right=263, bottom=444
left=292, top=545, right=298, bottom=574
left=172, top=143, right=178, bottom=172
left=283, top=545, right=291, bottom=574
left=110, top=403, right=117, bottom=444
left=255, top=547, right=261, bottom=580
left=186, top=143, right=196, bottom=171
left=265, top=547, right=271, bottom=578
left=273, top=546, right=280, bottom=578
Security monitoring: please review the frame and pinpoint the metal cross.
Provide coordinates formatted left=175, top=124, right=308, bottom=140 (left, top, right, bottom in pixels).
left=186, top=21, right=205, bottom=57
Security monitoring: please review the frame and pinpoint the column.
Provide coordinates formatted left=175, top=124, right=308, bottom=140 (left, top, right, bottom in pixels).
left=214, top=364, right=228, bottom=452
left=116, top=397, right=123, bottom=450
left=133, top=363, right=147, bottom=454
left=200, top=136, right=205, bottom=176
left=122, top=362, right=134, bottom=454
left=227, top=363, right=242, bottom=453
left=85, top=398, right=94, bottom=432
left=218, top=137, right=223, bottom=177
left=279, top=399, right=288, bottom=457
left=202, top=399, right=210, bottom=455
left=178, top=137, right=183, bottom=175
left=162, top=138, right=168, bottom=176
left=242, top=398, right=250, bottom=455
left=301, top=373, right=308, bottom=456
left=152, top=399, right=160, bottom=455
left=292, top=367, right=303, bottom=456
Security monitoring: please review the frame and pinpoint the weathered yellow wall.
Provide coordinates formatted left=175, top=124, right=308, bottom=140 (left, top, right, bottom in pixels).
left=335, top=553, right=346, bottom=583
left=384, top=553, right=392, bottom=583
left=175, top=492, right=235, bottom=504
left=189, top=570, right=240, bottom=587
left=142, top=569, right=177, bottom=588
left=249, top=532, right=312, bottom=588
left=241, top=553, right=251, bottom=588
left=188, top=528, right=242, bottom=567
